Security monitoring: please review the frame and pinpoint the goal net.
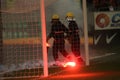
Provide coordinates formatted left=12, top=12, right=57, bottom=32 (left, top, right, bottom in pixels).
left=0, top=0, right=86, bottom=79
left=0, top=0, right=44, bottom=78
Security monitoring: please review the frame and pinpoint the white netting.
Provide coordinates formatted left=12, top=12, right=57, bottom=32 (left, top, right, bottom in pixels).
left=0, top=0, right=44, bottom=78
left=0, top=0, right=119, bottom=79
left=0, top=0, right=85, bottom=79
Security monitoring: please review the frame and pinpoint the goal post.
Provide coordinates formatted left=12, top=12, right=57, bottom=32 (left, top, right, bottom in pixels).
left=40, top=0, right=48, bottom=77
left=82, top=0, right=90, bottom=66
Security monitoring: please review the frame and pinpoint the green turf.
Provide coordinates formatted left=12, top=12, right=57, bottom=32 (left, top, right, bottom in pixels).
left=2, top=62, right=120, bottom=80
left=1, top=46, right=120, bottom=80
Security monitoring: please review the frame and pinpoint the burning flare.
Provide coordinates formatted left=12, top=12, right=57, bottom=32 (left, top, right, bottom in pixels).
left=63, top=62, right=76, bottom=67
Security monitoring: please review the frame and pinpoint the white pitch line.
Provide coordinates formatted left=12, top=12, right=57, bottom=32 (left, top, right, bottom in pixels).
left=90, top=53, right=116, bottom=60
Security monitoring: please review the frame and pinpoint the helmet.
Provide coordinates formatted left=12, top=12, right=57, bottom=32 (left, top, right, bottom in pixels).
left=52, top=14, right=59, bottom=19
left=66, top=12, right=74, bottom=18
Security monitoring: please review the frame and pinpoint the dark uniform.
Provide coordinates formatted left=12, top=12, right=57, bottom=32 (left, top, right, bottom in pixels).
left=47, top=18, right=70, bottom=62
left=68, top=20, right=81, bottom=58
left=66, top=12, right=84, bottom=64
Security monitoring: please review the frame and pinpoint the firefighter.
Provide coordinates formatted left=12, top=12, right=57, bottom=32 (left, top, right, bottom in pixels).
left=65, top=12, right=84, bottom=64
left=47, top=14, right=71, bottom=65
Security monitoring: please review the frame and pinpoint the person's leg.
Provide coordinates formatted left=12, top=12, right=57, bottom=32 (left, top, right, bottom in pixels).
left=71, top=39, right=81, bottom=57
left=53, top=42, right=59, bottom=61
left=59, top=41, right=72, bottom=61
left=71, top=38, right=84, bottom=64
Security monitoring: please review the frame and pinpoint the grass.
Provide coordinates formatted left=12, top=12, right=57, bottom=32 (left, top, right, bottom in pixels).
left=2, top=60, right=120, bottom=80
left=1, top=42, right=120, bottom=80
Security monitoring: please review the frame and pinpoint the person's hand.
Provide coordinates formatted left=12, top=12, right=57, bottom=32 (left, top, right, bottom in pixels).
left=46, top=43, right=50, bottom=47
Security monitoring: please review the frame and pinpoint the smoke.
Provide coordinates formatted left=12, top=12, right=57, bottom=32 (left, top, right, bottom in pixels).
left=46, top=0, right=83, bottom=34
